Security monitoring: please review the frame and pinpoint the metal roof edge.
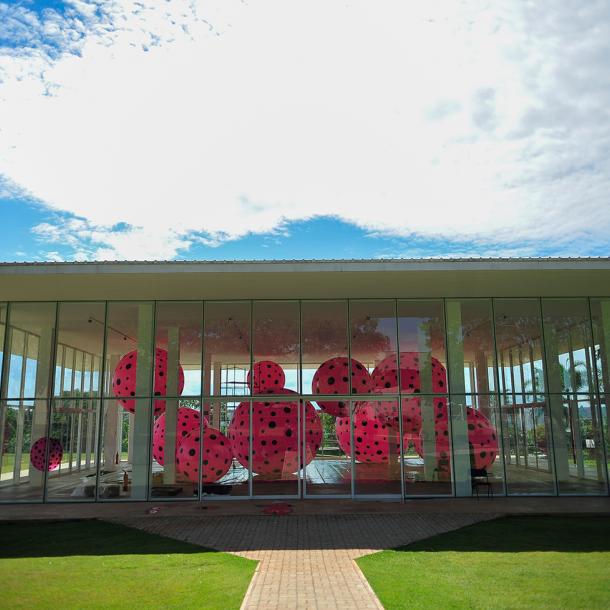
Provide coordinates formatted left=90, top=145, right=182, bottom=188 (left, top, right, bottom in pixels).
left=1, top=257, right=610, bottom=274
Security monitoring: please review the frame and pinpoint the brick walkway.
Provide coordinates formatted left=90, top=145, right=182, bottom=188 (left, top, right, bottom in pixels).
left=114, top=512, right=496, bottom=609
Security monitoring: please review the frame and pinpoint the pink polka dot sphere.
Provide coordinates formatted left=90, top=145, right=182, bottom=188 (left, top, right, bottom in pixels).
left=466, top=407, right=499, bottom=470
left=30, top=437, right=63, bottom=471
left=112, top=348, right=185, bottom=416
left=372, top=352, right=447, bottom=432
left=175, top=427, right=233, bottom=483
left=248, top=360, right=286, bottom=394
left=412, top=402, right=498, bottom=474
left=152, top=407, right=201, bottom=466
left=336, top=402, right=403, bottom=463
left=312, top=357, right=373, bottom=417
left=228, top=398, right=322, bottom=476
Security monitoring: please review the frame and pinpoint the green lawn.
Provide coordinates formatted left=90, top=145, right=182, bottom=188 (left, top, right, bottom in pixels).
left=0, top=520, right=256, bottom=609
left=357, top=516, right=610, bottom=610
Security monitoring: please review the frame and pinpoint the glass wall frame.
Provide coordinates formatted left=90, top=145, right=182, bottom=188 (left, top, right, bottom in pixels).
left=0, top=296, right=608, bottom=502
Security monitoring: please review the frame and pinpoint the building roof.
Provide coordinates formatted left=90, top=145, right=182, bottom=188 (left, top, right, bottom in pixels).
left=1, top=257, right=610, bottom=274
left=1, top=257, right=609, bottom=301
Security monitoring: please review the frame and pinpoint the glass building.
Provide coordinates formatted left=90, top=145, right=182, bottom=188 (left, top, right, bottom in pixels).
left=0, top=258, right=609, bottom=503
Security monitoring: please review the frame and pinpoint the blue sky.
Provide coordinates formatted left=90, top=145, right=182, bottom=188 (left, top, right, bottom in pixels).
left=1, top=1, right=609, bottom=262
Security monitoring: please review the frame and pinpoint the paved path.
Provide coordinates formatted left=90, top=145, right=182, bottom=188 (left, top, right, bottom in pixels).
left=114, top=512, right=497, bottom=609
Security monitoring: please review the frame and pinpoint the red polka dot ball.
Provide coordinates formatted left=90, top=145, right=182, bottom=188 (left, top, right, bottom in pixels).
left=30, top=437, right=63, bottom=471
left=112, top=348, right=185, bottom=416
left=312, top=357, right=373, bottom=417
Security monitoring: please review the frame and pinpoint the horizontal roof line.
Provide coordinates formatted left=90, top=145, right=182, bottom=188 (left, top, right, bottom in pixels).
left=1, top=257, right=610, bottom=275
left=2, top=257, right=610, bottom=266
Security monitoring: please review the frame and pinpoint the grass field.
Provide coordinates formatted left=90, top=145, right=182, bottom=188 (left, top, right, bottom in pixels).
left=357, top=516, right=610, bottom=610
left=0, top=520, right=256, bottom=609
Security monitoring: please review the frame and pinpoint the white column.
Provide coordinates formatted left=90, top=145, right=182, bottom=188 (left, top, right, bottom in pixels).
left=446, top=300, right=471, bottom=496
left=29, top=329, right=53, bottom=487
left=417, top=323, right=436, bottom=479
left=103, top=355, right=120, bottom=472
left=544, top=327, right=570, bottom=482
left=130, top=304, right=153, bottom=499
left=163, top=327, right=180, bottom=484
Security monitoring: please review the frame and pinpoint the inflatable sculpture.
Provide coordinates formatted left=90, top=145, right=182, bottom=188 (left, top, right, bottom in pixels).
left=248, top=360, right=286, bottom=394
left=311, top=356, right=373, bottom=416
left=152, top=406, right=202, bottom=466
left=229, top=361, right=323, bottom=476
left=112, top=347, right=185, bottom=415
left=311, top=351, right=499, bottom=473
left=30, top=437, right=63, bottom=471
left=175, top=426, right=233, bottom=483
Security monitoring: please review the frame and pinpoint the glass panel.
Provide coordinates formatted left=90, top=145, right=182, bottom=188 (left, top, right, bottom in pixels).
left=0, top=398, right=49, bottom=502
left=450, top=394, right=504, bottom=497
left=204, top=302, right=251, bottom=396
left=150, top=398, right=201, bottom=500
left=105, top=302, right=154, bottom=401
left=204, top=400, right=249, bottom=497
left=501, top=394, right=555, bottom=495
left=301, top=300, right=349, bottom=398
left=403, top=395, right=453, bottom=496
left=589, top=298, right=610, bottom=394
left=155, top=301, right=202, bottom=397
left=252, top=301, right=299, bottom=394
left=552, top=394, right=607, bottom=495
left=98, top=398, right=151, bottom=500
left=304, top=401, right=351, bottom=496
left=397, top=299, right=447, bottom=392
left=351, top=300, right=397, bottom=396
left=248, top=396, right=304, bottom=496
left=445, top=299, right=495, bottom=394
left=600, top=395, right=610, bottom=488
left=494, top=299, right=545, bottom=400
left=3, top=302, right=56, bottom=399
left=45, top=398, right=101, bottom=501
left=0, top=303, right=6, bottom=390
left=353, top=399, right=401, bottom=496
left=54, top=303, right=105, bottom=399
left=542, top=299, right=595, bottom=394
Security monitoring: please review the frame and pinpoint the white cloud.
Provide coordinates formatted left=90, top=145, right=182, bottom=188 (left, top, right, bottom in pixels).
left=1, top=0, right=610, bottom=259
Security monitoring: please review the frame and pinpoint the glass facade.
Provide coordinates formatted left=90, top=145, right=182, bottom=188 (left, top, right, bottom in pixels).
left=0, top=297, right=607, bottom=502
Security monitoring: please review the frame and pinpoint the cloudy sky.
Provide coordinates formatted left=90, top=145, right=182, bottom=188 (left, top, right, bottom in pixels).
left=1, top=0, right=609, bottom=261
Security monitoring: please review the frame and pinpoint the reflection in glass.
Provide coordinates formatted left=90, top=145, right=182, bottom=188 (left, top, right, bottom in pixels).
left=46, top=398, right=101, bottom=501
left=501, top=394, right=555, bottom=495
left=397, top=300, right=447, bottom=392
left=301, top=301, right=349, bottom=395
left=352, top=400, right=402, bottom=496
left=204, top=302, right=251, bottom=396
left=589, top=298, right=610, bottom=394
left=494, top=299, right=545, bottom=400
left=149, top=398, right=201, bottom=499
left=553, top=394, right=607, bottom=495
left=252, top=301, right=299, bottom=394
left=104, top=302, right=154, bottom=400
left=445, top=299, right=495, bottom=393
left=0, top=400, right=47, bottom=502
left=54, top=302, right=105, bottom=399
left=351, top=300, right=397, bottom=367
left=402, top=395, right=453, bottom=496
left=0, top=303, right=6, bottom=382
left=98, top=398, right=151, bottom=500
left=304, top=401, right=352, bottom=496
left=155, top=302, right=202, bottom=397
left=204, top=400, right=249, bottom=496
left=3, top=302, right=57, bottom=399
left=450, top=395, right=504, bottom=497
